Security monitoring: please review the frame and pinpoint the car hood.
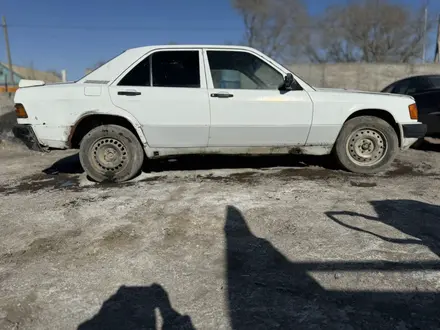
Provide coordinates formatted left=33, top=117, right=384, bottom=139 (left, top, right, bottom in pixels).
left=314, top=87, right=414, bottom=100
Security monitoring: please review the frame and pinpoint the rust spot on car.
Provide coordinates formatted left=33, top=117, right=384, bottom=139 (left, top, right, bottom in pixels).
left=119, top=132, right=132, bottom=143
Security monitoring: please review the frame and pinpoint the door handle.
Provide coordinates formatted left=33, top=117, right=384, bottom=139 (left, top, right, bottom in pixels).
left=118, top=90, right=141, bottom=96
left=211, top=92, right=233, bottom=98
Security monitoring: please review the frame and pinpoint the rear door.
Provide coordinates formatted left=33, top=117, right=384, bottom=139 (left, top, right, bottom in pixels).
left=109, top=48, right=210, bottom=148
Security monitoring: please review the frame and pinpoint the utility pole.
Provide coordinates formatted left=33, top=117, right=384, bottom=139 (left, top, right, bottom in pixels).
left=2, top=16, right=15, bottom=87
left=435, top=14, right=440, bottom=63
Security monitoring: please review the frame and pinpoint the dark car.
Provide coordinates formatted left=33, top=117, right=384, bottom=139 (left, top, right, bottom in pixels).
left=381, top=75, right=440, bottom=138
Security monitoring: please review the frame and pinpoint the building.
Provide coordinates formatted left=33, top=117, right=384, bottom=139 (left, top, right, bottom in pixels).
left=0, top=62, right=63, bottom=92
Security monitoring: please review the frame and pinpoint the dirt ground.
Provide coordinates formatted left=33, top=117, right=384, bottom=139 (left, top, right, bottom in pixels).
left=0, top=136, right=440, bottom=329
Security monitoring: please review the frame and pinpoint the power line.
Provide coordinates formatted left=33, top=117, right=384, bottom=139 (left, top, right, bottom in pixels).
left=8, top=19, right=440, bottom=32
left=8, top=24, right=244, bottom=32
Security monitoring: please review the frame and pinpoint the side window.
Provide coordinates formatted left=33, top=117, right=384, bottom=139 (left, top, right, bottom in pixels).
left=118, top=56, right=151, bottom=86
left=152, top=50, right=200, bottom=88
left=429, top=76, right=440, bottom=89
left=414, top=78, right=431, bottom=92
left=406, top=78, right=429, bottom=95
left=207, top=51, right=284, bottom=90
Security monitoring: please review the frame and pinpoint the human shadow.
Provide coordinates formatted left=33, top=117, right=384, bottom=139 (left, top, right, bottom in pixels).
left=225, top=205, right=440, bottom=329
left=78, top=283, right=195, bottom=330
left=326, top=199, right=440, bottom=258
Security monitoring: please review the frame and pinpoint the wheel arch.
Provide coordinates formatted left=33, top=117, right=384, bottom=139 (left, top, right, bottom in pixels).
left=68, top=112, right=147, bottom=148
left=344, top=109, right=402, bottom=147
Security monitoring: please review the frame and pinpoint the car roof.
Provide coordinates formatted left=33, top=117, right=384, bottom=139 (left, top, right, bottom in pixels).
left=381, top=74, right=440, bottom=91
left=394, top=74, right=440, bottom=82
left=126, top=44, right=256, bottom=52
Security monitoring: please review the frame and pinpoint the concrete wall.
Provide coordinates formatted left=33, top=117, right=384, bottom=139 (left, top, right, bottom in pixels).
left=289, top=63, right=440, bottom=92
left=0, top=93, right=15, bottom=140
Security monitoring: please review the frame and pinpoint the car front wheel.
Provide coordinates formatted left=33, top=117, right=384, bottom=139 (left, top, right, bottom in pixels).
left=334, top=116, right=399, bottom=174
left=79, top=124, right=144, bottom=182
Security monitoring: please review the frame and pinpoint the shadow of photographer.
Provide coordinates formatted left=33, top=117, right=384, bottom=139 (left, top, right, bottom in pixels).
left=78, top=283, right=195, bottom=330
left=226, top=205, right=440, bottom=329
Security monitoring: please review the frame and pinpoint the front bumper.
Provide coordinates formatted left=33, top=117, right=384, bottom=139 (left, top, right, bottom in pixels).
left=402, top=123, right=427, bottom=138
left=12, top=124, right=46, bottom=152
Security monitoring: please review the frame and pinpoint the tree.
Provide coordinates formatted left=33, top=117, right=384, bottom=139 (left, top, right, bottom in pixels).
left=85, top=61, right=107, bottom=75
left=303, top=0, right=433, bottom=63
left=47, top=69, right=62, bottom=79
left=92, top=61, right=107, bottom=69
left=231, top=0, right=309, bottom=62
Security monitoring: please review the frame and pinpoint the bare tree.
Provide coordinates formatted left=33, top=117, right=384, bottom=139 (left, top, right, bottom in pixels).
left=303, top=0, right=433, bottom=63
left=92, top=61, right=107, bottom=69
left=47, top=69, right=62, bottom=79
left=231, top=0, right=309, bottom=61
left=85, top=61, right=107, bottom=75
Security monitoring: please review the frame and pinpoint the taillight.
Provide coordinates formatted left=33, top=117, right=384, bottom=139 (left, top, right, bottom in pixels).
left=14, top=103, right=28, bottom=118
left=408, top=103, right=418, bottom=120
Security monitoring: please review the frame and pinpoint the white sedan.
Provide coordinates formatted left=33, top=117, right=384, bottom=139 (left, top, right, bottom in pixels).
left=12, top=45, right=426, bottom=182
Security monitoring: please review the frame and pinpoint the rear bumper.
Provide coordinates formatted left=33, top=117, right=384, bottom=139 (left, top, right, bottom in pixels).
left=12, top=124, right=45, bottom=152
left=402, top=123, right=427, bottom=138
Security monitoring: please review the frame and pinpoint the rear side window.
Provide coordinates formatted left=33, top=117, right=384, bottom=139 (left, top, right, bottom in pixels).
left=118, top=57, right=151, bottom=86
left=152, top=51, right=200, bottom=88
left=118, top=50, right=200, bottom=88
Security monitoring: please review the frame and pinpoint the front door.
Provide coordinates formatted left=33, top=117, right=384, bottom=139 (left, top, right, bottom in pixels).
left=203, top=49, right=313, bottom=147
left=109, top=49, right=210, bottom=148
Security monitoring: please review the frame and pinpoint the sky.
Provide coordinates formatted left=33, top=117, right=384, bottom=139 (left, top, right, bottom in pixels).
left=1, top=0, right=439, bottom=81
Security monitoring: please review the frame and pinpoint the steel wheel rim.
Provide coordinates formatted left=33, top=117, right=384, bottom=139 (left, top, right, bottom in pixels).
left=346, top=128, right=387, bottom=166
left=91, top=137, right=129, bottom=174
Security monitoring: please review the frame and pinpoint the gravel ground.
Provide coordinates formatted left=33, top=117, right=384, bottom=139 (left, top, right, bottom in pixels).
left=0, top=135, right=440, bottom=329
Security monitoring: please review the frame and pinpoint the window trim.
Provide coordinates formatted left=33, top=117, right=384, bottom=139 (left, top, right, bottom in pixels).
left=202, top=48, right=285, bottom=91
left=112, top=48, right=206, bottom=89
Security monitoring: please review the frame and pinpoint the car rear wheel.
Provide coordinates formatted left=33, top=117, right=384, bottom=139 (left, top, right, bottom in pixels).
left=79, top=125, right=144, bottom=182
left=334, top=116, right=398, bottom=174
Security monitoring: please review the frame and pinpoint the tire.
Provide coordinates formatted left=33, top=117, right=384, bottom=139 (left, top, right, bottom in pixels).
left=334, top=116, right=399, bottom=174
left=79, top=125, right=144, bottom=182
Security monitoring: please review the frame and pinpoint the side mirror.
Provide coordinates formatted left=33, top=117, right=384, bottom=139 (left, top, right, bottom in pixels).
left=282, top=73, right=295, bottom=90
